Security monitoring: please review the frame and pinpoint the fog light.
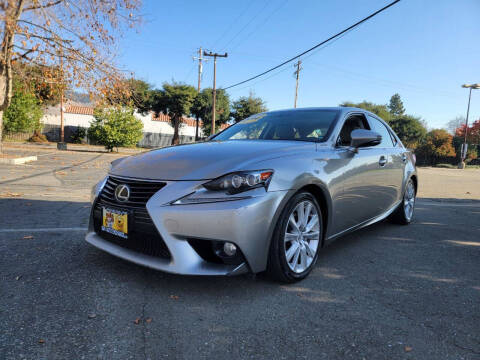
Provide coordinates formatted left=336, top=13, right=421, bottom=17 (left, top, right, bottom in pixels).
left=223, top=242, right=237, bottom=256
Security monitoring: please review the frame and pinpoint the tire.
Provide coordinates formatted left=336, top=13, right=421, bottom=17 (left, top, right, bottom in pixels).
left=390, top=178, right=416, bottom=225
left=267, top=192, right=323, bottom=283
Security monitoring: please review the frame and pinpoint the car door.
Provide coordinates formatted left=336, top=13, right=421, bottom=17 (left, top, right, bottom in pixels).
left=366, top=115, right=404, bottom=215
left=330, top=113, right=384, bottom=234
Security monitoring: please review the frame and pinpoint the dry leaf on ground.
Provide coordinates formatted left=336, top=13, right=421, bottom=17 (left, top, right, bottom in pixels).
left=0, top=192, right=23, bottom=198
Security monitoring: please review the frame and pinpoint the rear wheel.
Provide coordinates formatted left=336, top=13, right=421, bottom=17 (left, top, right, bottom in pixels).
left=390, top=178, right=416, bottom=225
left=267, top=192, right=322, bottom=283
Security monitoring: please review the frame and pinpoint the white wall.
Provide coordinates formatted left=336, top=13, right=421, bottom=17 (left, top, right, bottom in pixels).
left=41, top=106, right=203, bottom=137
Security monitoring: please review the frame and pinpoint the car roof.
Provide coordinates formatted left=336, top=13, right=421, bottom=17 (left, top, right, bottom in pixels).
left=264, top=107, right=383, bottom=121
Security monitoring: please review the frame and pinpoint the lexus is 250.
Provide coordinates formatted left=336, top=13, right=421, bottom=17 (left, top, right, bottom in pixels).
left=87, top=107, right=417, bottom=282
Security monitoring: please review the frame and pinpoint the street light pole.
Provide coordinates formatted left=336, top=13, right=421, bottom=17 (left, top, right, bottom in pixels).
left=460, top=83, right=480, bottom=168
left=463, top=87, right=472, bottom=155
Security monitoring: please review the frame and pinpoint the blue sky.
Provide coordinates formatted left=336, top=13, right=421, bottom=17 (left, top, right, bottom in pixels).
left=117, top=0, right=480, bottom=129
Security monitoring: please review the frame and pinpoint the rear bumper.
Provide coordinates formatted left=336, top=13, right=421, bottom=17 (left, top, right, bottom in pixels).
left=86, top=179, right=289, bottom=275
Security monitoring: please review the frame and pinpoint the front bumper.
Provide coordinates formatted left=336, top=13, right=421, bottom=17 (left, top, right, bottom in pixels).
left=86, top=179, right=289, bottom=275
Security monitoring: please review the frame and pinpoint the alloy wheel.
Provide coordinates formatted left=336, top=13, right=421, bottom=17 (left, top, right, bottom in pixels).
left=284, top=200, right=320, bottom=273
left=404, top=180, right=415, bottom=221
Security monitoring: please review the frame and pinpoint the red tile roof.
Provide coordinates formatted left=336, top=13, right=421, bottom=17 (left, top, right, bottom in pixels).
left=152, top=113, right=202, bottom=127
left=65, top=105, right=94, bottom=115
left=63, top=107, right=228, bottom=131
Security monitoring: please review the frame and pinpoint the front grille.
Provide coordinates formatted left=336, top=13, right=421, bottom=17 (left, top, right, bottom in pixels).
left=93, top=176, right=171, bottom=259
left=100, top=176, right=166, bottom=208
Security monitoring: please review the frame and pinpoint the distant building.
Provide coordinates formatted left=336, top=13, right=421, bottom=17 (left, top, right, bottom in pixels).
left=40, top=103, right=206, bottom=147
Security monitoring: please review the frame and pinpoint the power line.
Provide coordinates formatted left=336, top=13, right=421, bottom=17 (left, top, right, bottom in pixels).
left=211, top=0, right=256, bottom=50
left=228, top=0, right=289, bottom=53
left=223, top=28, right=356, bottom=93
left=219, top=0, right=272, bottom=52
left=223, top=0, right=401, bottom=90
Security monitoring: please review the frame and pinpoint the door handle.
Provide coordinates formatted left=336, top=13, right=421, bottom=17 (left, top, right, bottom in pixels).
left=379, top=156, right=387, bottom=167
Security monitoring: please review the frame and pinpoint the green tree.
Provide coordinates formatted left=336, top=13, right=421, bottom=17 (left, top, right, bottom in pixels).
left=388, top=93, right=405, bottom=116
left=231, top=94, right=267, bottom=123
left=88, top=107, right=143, bottom=151
left=0, top=0, right=141, bottom=152
left=416, top=129, right=456, bottom=165
left=191, top=88, right=231, bottom=136
left=388, top=115, right=427, bottom=149
left=152, top=83, right=198, bottom=145
left=3, top=84, right=43, bottom=133
left=340, top=101, right=392, bottom=121
left=106, top=78, right=153, bottom=115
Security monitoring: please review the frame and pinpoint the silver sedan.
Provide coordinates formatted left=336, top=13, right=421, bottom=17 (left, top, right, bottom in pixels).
left=86, top=107, right=417, bottom=282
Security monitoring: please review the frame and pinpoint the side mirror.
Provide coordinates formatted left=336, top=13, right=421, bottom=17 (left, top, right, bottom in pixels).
left=350, top=129, right=381, bottom=150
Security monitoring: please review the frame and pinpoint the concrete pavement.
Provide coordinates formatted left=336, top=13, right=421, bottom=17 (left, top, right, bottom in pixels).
left=1, top=151, right=479, bottom=359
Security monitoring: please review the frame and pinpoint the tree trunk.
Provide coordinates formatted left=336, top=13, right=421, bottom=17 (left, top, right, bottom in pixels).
left=195, top=115, right=199, bottom=142
left=0, top=110, right=3, bottom=154
left=172, top=116, right=180, bottom=145
left=0, top=74, right=7, bottom=154
left=0, top=0, right=26, bottom=154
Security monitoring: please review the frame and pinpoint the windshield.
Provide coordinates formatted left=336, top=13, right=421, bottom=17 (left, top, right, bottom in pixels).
left=212, top=109, right=339, bottom=142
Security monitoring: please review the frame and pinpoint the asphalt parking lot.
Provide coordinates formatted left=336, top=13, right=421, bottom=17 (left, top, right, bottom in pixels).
left=1, top=149, right=479, bottom=360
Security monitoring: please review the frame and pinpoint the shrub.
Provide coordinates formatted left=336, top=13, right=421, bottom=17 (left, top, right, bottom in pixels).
left=3, top=87, right=43, bottom=133
left=88, top=106, right=143, bottom=151
left=71, top=127, right=87, bottom=144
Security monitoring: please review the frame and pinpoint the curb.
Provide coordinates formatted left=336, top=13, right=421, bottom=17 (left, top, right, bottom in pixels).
left=0, top=156, right=37, bottom=165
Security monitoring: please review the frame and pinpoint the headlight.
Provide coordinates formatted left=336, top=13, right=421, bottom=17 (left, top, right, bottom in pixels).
left=203, top=170, right=274, bottom=194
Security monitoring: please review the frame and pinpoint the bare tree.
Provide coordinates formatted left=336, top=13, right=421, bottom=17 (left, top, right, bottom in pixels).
left=0, top=0, right=142, bottom=150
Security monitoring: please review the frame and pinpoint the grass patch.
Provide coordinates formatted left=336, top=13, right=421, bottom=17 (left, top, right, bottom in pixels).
left=435, top=163, right=456, bottom=169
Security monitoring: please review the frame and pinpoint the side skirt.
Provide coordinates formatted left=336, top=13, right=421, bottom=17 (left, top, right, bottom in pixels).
left=324, top=200, right=401, bottom=246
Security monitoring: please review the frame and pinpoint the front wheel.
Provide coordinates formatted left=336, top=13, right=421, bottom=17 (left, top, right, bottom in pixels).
left=390, top=178, right=416, bottom=225
left=267, top=192, right=323, bottom=283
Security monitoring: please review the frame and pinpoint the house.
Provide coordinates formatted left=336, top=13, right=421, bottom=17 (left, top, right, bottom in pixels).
left=40, top=103, right=206, bottom=147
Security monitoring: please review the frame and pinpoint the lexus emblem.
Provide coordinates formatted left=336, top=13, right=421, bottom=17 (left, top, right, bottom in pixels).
left=115, top=184, right=130, bottom=202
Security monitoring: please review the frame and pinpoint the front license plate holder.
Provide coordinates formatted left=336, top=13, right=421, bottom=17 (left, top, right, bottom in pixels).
left=102, top=207, right=129, bottom=239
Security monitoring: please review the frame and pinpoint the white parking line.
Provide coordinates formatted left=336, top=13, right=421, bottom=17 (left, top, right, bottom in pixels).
left=416, top=200, right=480, bottom=208
left=0, top=227, right=87, bottom=233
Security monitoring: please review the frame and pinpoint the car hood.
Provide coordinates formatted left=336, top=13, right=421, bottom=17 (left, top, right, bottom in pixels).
left=110, top=140, right=315, bottom=181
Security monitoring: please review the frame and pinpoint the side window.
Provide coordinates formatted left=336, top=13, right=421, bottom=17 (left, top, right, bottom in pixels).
left=337, top=114, right=370, bottom=146
left=367, top=116, right=394, bottom=148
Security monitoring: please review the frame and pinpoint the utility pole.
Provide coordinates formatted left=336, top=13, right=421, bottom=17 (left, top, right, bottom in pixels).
left=459, top=83, right=480, bottom=168
left=203, top=51, right=227, bottom=135
left=58, top=50, right=66, bottom=149
left=293, top=60, right=302, bottom=108
left=193, top=47, right=204, bottom=141
left=60, top=57, right=64, bottom=143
